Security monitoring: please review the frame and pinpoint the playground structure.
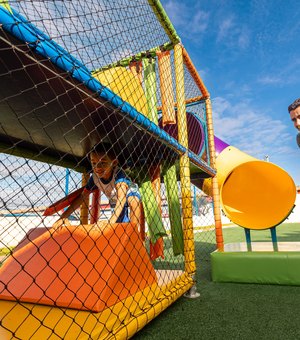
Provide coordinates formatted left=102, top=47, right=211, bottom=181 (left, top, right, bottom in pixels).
left=0, top=1, right=297, bottom=339
left=0, top=1, right=218, bottom=338
left=209, top=137, right=298, bottom=286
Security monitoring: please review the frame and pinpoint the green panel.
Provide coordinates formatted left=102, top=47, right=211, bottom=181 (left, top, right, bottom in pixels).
left=164, top=164, right=184, bottom=255
left=139, top=176, right=167, bottom=244
left=211, top=251, right=300, bottom=286
left=143, top=58, right=158, bottom=124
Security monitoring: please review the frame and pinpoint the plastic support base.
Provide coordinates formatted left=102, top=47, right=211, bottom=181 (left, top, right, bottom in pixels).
left=183, top=285, right=200, bottom=299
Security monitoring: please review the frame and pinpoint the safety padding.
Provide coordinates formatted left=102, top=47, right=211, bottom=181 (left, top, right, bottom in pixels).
left=211, top=245, right=300, bottom=285
left=13, top=227, right=49, bottom=253
left=0, top=223, right=157, bottom=311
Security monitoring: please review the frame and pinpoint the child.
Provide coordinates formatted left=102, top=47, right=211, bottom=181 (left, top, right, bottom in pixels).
left=53, top=145, right=141, bottom=229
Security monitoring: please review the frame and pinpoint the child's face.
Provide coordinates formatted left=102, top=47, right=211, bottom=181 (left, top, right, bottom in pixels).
left=90, top=152, right=117, bottom=179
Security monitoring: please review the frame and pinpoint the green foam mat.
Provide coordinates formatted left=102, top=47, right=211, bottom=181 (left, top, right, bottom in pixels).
left=211, top=242, right=300, bottom=286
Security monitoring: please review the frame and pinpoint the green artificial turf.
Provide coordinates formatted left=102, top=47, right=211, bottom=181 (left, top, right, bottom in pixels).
left=134, top=223, right=300, bottom=340
left=223, top=222, right=300, bottom=244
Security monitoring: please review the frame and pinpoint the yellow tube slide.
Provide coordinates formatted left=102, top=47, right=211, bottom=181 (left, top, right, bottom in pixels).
left=210, top=146, right=296, bottom=230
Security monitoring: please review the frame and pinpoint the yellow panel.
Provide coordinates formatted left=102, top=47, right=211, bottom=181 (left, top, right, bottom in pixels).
left=93, top=67, right=148, bottom=117
left=0, top=273, right=193, bottom=339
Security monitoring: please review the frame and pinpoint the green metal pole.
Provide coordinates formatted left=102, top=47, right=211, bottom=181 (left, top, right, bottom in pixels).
left=147, top=0, right=181, bottom=45
left=92, top=42, right=173, bottom=73
left=142, top=58, right=158, bottom=124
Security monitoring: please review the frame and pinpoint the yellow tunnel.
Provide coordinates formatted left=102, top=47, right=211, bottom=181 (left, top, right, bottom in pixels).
left=206, top=145, right=296, bottom=230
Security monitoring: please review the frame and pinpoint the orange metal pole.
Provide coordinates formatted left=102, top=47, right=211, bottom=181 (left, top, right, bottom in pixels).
left=90, top=190, right=100, bottom=224
left=182, top=47, right=224, bottom=250
left=205, top=98, right=224, bottom=250
left=80, top=172, right=90, bottom=224
left=182, top=47, right=209, bottom=98
left=129, top=60, right=143, bottom=85
left=156, top=50, right=176, bottom=125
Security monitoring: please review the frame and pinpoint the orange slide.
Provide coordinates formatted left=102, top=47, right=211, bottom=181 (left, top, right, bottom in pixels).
left=0, top=223, right=157, bottom=312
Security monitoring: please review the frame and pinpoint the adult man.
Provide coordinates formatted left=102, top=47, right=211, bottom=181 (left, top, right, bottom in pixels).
left=288, top=98, right=300, bottom=147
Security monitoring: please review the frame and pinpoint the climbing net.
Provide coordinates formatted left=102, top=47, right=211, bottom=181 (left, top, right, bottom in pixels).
left=0, top=1, right=217, bottom=338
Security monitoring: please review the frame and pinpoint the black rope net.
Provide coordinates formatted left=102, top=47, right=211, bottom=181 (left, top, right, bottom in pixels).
left=0, top=1, right=217, bottom=338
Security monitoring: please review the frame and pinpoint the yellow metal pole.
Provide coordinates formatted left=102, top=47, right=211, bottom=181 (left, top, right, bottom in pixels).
left=174, top=44, right=196, bottom=275
left=205, top=98, right=224, bottom=250
left=182, top=46, right=224, bottom=250
left=80, top=172, right=90, bottom=224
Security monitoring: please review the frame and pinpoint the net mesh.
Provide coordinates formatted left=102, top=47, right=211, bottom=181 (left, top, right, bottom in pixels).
left=0, top=1, right=218, bottom=338
left=14, top=0, right=170, bottom=70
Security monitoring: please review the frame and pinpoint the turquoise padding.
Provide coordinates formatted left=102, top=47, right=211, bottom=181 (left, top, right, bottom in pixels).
left=0, top=6, right=215, bottom=175
left=211, top=250, right=300, bottom=286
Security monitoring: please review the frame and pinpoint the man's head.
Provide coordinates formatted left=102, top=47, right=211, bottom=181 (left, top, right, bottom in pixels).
left=90, top=144, right=118, bottom=179
left=288, top=98, right=300, bottom=131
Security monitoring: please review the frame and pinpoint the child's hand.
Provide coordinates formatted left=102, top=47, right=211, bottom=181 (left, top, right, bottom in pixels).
left=52, top=218, right=71, bottom=230
left=95, top=220, right=109, bottom=230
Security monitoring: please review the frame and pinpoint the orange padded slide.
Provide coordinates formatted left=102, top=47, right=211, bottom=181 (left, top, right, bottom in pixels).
left=0, top=223, right=157, bottom=312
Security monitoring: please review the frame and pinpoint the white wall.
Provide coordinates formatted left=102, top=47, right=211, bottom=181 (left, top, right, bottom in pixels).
left=286, top=193, right=300, bottom=223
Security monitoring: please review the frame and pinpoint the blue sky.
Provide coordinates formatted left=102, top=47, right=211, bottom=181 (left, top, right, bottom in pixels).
left=161, top=0, right=300, bottom=185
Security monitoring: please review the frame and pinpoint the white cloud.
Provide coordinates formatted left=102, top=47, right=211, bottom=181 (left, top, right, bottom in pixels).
left=164, top=1, right=188, bottom=27
left=164, top=2, right=251, bottom=50
left=164, top=0, right=210, bottom=40
left=216, top=15, right=250, bottom=50
left=237, top=29, right=250, bottom=49
left=13, top=1, right=153, bottom=69
left=257, top=75, right=282, bottom=85
left=258, top=58, right=300, bottom=86
left=217, top=17, right=234, bottom=42
left=211, top=96, right=294, bottom=159
left=277, top=20, right=300, bottom=44
left=189, top=10, right=210, bottom=34
left=0, top=154, right=81, bottom=210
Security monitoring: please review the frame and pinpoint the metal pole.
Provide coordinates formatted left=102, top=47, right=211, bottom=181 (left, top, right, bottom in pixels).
left=65, top=168, right=70, bottom=196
